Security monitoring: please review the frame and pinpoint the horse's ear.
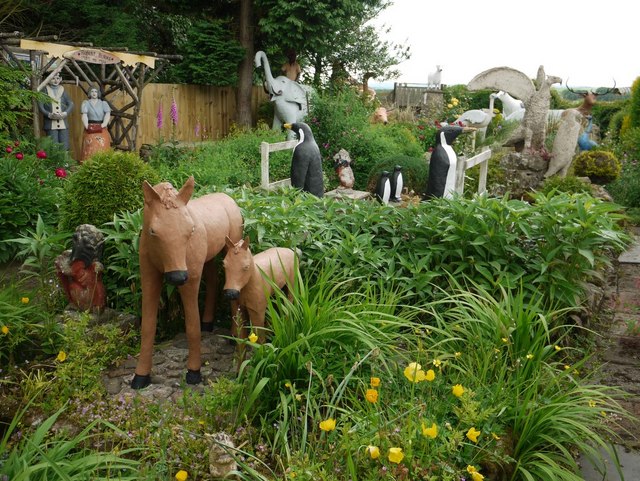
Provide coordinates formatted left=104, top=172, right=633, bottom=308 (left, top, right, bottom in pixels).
left=225, top=235, right=234, bottom=249
left=177, top=176, right=195, bottom=204
left=242, top=236, right=251, bottom=249
left=142, top=180, right=160, bottom=205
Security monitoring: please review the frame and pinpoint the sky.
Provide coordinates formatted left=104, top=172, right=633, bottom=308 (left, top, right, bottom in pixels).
left=369, top=0, right=637, bottom=90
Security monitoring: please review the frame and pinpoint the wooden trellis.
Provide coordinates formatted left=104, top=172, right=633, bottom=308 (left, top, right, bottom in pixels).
left=1, top=31, right=181, bottom=152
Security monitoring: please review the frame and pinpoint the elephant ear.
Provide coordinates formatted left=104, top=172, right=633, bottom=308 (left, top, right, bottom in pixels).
left=287, top=82, right=310, bottom=106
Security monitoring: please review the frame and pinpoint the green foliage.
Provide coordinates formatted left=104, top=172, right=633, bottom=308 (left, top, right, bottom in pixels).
left=171, top=19, right=245, bottom=86
left=59, top=150, right=160, bottom=231
left=629, top=76, right=640, bottom=128
left=366, top=154, right=428, bottom=195
left=0, top=138, right=66, bottom=263
left=0, top=401, right=140, bottom=480
left=606, top=131, right=640, bottom=208
left=539, top=175, right=593, bottom=196
left=0, top=64, right=46, bottom=136
left=572, top=150, right=621, bottom=184
left=411, top=117, right=438, bottom=152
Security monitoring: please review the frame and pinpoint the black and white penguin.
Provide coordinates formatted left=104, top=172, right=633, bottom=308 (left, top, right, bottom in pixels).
left=284, top=122, right=324, bottom=197
left=389, top=165, right=403, bottom=202
left=374, top=170, right=391, bottom=204
left=425, top=125, right=464, bottom=199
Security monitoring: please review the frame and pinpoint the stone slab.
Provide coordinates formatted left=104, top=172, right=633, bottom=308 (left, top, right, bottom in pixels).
left=325, top=188, right=371, bottom=200
left=580, top=444, right=640, bottom=480
left=618, top=238, right=640, bottom=264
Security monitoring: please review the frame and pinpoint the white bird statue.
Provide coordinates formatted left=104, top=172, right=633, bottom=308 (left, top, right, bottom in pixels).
left=454, top=95, right=496, bottom=141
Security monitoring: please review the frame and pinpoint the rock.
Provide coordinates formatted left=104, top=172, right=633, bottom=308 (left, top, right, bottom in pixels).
left=208, top=432, right=238, bottom=478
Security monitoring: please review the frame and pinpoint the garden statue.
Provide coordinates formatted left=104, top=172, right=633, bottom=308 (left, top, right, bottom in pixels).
left=222, top=236, right=299, bottom=344
left=468, top=65, right=561, bottom=152
left=374, top=171, right=391, bottom=204
left=38, top=72, right=74, bottom=150
left=55, top=224, right=106, bottom=312
left=428, top=65, right=443, bottom=89
left=131, top=176, right=244, bottom=389
left=281, top=49, right=301, bottom=82
left=425, top=125, right=467, bottom=199
left=254, top=50, right=311, bottom=137
left=80, top=86, right=111, bottom=162
left=545, top=108, right=583, bottom=178
left=333, top=149, right=355, bottom=190
left=284, top=122, right=324, bottom=197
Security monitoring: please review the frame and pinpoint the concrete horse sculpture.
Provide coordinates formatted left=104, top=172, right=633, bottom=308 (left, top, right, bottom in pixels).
left=222, top=236, right=298, bottom=343
left=131, top=176, right=243, bottom=389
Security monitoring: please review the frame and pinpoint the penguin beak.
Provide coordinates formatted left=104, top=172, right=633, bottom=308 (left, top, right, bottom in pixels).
left=284, top=123, right=292, bottom=130
left=462, top=127, right=477, bottom=133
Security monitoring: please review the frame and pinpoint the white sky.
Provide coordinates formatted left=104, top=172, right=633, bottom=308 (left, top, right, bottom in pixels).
left=370, top=0, right=637, bottom=89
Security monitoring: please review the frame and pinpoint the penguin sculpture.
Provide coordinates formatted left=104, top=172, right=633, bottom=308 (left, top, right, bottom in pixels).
left=284, top=122, right=324, bottom=197
left=425, top=125, right=465, bottom=199
left=374, top=171, right=391, bottom=204
left=389, top=165, right=403, bottom=202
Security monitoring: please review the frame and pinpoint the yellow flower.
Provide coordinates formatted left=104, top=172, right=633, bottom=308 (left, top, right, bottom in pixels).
left=285, top=382, right=292, bottom=388
left=471, top=472, right=485, bottom=481
left=421, top=422, right=438, bottom=439
left=432, top=359, right=442, bottom=368
left=403, top=362, right=426, bottom=383
left=466, top=427, right=481, bottom=443
left=319, top=418, right=336, bottom=432
left=370, top=376, right=381, bottom=387
left=494, top=348, right=500, bottom=354
left=425, top=369, right=435, bottom=381
left=447, top=103, right=453, bottom=109
left=526, top=353, right=534, bottom=360
left=564, top=364, right=571, bottom=370
left=248, top=332, right=258, bottom=343
left=295, top=394, right=302, bottom=401
left=365, top=388, right=378, bottom=404
left=491, top=432, right=501, bottom=440
left=588, top=400, right=597, bottom=408
left=366, top=445, right=380, bottom=459
left=387, top=447, right=404, bottom=464
left=56, top=351, right=67, bottom=362
left=554, top=345, right=562, bottom=351
left=175, top=470, right=188, bottom=481
left=501, top=337, right=508, bottom=343
left=21, top=297, right=29, bottom=304
left=467, top=465, right=478, bottom=474
left=1, top=325, right=8, bottom=335
left=452, top=384, right=465, bottom=397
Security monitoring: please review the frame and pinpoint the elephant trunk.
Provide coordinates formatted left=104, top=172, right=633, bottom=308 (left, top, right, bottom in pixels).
left=254, top=51, right=282, bottom=96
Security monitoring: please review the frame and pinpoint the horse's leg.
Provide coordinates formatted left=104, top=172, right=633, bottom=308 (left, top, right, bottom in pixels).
left=180, top=276, right=204, bottom=385
left=201, top=259, right=217, bottom=332
left=131, top=271, right=162, bottom=389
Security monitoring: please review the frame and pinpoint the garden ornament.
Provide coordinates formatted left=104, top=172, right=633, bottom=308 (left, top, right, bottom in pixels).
left=425, top=125, right=471, bottom=199
left=222, top=236, right=299, bottom=344
left=254, top=50, right=312, bottom=138
left=131, top=176, right=243, bottom=389
left=468, top=65, right=562, bottom=151
left=493, top=91, right=525, bottom=119
left=374, top=170, right=391, bottom=204
left=284, top=122, right=324, bottom=197
left=55, top=224, right=106, bottom=312
left=333, top=149, right=355, bottom=190
left=390, top=165, right=404, bottom=203
left=545, top=108, right=583, bottom=178
left=80, top=85, right=111, bottom=162
left=38, top=72, right=74, bottom=150
left=428, top=65, right=443, bottom=89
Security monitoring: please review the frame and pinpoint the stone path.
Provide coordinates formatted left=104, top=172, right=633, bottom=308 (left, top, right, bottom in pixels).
left=102, top=327, right=238, bottom=401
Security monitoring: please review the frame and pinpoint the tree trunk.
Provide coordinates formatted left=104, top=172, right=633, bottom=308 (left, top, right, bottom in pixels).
left=235, top=0, right=254, bottom=128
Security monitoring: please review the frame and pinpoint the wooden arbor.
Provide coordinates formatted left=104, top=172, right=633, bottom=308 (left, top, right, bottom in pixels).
left=0, top=32, right=181, bottom=152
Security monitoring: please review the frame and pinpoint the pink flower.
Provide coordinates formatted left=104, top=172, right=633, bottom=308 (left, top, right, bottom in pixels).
left=55, top=168, right=67, bottom=178
left=170, top=97, right=178, bottom=126
left=14, top=140, right=20, bottom=147
left=36, top=150, right=47, bottom=159
left=156, top=103, right=163, bottom=129
left=5, top=146, right=12, bottom=153
left=15, top=153, right=23, bottom=160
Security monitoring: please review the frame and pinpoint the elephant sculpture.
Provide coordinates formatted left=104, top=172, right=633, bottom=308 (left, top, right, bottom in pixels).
left=254, top=51, right=311, bottom=137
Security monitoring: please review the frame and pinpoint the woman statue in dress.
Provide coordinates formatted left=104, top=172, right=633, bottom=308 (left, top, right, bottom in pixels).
left=80, top=86, right=111, bottom=162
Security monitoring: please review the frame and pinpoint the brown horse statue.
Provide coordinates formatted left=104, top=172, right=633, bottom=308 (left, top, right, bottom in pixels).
left=131, top=176, right=243, bottom=389
left=222, top=236, right=298, bottom=343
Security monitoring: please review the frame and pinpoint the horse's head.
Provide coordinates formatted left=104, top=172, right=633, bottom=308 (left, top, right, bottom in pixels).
left=222, top=236, right=254, bottom=300
left=141, top=176, right=197, bottom=286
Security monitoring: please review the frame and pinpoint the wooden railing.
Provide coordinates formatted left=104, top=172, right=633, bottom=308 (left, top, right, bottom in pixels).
left=455, top=148, right=491, bottom=196
left=260, top=140, right=298, bottom=189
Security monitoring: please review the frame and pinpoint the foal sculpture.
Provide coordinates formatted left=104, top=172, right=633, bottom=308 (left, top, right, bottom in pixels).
left=222, top=236, right=298, bottom=343
left=131, top=176, right=243, bottom=389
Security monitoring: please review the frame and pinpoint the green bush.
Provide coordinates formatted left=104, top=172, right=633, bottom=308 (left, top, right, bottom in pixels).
left=539, top=175, right=593, bottom=196
left=573, top=150, right=621, bottom=184
left=0, top=138, right=66, bottom=263
left=59, top=151, right=160, bottom=231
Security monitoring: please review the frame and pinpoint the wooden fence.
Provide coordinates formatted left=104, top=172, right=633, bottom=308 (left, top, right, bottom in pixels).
left=63, top=84, right=269, bottom=161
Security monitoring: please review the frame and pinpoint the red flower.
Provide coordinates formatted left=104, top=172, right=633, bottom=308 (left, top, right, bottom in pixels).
left=14, top=140, right=20, bottom=147
left=55, top=168, right=67, bottom=178
left=6, top=146, right=12, bottom=153
left=36, top=150, right=47, bottom=159
left=15, top=153, right=23, bottom=160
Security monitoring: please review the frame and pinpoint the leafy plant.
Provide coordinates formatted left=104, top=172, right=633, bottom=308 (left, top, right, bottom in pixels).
left=573, top=150, right=621, bottom=184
